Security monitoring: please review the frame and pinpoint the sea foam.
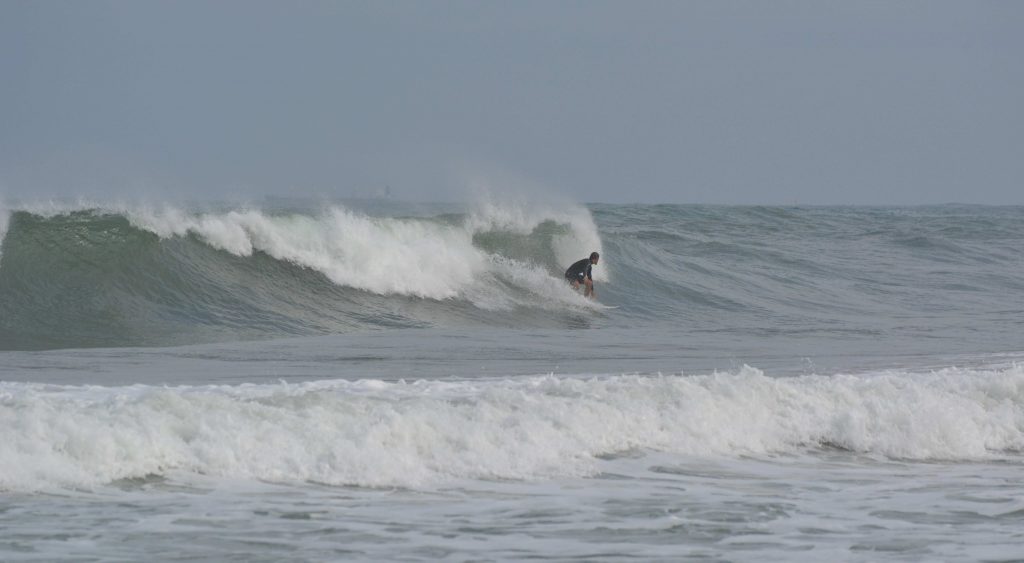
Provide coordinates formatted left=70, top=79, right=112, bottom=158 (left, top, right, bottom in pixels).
left=123, top=201, right=605, bottom=305
left=2, top=365, right=1022, bottom=492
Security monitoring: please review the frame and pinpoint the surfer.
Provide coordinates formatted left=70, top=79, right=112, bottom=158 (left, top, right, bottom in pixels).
left=565, top=252, right=600, bottom=299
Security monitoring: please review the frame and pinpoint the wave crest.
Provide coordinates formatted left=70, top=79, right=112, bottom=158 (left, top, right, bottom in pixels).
left=127, top=206, right=491, bottom=299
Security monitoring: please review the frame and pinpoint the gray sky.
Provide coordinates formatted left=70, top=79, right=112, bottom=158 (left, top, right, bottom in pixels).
left=2, top=0, right=1021, bottom=204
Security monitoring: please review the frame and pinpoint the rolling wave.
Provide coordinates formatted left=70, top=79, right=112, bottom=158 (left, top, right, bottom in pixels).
left=0, top=201, right=606, bottom=350
left=2, top=365, right=1022, bottom=492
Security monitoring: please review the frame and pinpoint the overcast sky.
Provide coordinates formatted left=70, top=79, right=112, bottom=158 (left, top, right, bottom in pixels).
left=1, top=1, right=1021, bottom=204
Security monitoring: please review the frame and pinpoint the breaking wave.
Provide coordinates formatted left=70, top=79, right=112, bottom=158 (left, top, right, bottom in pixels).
left=2, top=365, right=1022, bottom=492
left=0, top=200, right=606, bottom=350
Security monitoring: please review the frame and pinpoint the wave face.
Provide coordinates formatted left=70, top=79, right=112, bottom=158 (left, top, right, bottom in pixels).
left=2, top=202, right=1024, bottom=350
left=2, top=365, right=1022, bottom=492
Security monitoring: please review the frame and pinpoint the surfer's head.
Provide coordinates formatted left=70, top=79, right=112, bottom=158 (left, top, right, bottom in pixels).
left=590, top=251, right=600, bottom=264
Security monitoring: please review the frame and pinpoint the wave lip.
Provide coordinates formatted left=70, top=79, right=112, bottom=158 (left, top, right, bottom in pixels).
left=2, top=365, right=1022, bottom=492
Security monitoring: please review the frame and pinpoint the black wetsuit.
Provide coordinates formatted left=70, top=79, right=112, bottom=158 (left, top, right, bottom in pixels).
left=564, top=258, right=592, bottom=284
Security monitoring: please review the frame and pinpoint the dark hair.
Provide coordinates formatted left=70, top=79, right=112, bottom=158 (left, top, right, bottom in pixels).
left=590, top=251, right=600, bottom=260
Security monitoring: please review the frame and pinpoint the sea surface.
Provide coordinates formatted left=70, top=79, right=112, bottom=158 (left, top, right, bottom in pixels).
left=1, top=199, right=1023, bottom=561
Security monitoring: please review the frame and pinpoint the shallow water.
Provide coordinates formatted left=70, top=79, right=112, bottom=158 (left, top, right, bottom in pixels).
left=3, top=453, right=1022, bottom=561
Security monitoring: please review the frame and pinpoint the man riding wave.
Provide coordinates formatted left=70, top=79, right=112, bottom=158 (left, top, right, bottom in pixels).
left=564, top=251, right=600, bottom=299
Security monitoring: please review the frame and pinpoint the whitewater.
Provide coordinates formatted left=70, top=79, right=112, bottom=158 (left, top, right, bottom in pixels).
left=2, top=200, right=1024, bottom=561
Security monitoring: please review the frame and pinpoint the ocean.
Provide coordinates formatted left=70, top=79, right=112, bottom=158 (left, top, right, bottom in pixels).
left=1, top=200, right=1023, bottom=561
